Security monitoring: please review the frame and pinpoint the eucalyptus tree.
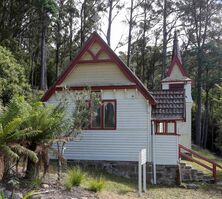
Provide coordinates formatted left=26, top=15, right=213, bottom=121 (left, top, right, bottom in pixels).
left=106, top=0, right=124, bottom=46
left=178, top=0, right=222, bottom=145
left=136, top=0, right=161, bottom=83
left=33, top=0, right=58, bottom=90
left=79, top=0, right=106, bottom=47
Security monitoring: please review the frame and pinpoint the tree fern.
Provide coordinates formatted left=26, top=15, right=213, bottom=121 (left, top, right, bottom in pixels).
left=10, top=144, right=38, bottom=163
left=0, top=145, right=19, bottom=160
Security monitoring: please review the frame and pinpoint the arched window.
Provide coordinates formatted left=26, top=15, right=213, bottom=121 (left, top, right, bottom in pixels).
left=89, top=100, right=116, bottom=130
left=104, top=102, right=115, bottom=128
left=91, top=104, right=102, bottom=128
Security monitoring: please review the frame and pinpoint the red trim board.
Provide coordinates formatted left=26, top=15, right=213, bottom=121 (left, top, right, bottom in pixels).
left=166, top=55, right=188, bottom=77
left=42, top=32, right=156, bottom=105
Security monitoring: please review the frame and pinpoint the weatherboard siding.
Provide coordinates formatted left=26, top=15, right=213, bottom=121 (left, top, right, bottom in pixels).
left=47, top=89, right=152, bottom=162
left=155, top=135, right=179, bottom=165
left=60, top=63, right=133, bottom=87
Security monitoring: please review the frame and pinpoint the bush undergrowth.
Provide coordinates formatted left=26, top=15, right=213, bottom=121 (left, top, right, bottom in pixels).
left=64, top=167, right=85, bottom=190
left=89, top=177, right=105, bottom=192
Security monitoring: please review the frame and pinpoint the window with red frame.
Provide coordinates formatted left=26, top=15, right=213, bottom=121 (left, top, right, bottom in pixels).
left=89, top=100, right=116, bottom=130
left=155, top=121, right=176, bottom=134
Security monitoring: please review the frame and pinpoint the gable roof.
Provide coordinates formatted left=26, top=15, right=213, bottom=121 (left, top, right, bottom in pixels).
left=42, top=32, right=156, bottom=105
left=151, top=90, right=185, bottom=120
left=165, top=31, right=188, bottom=78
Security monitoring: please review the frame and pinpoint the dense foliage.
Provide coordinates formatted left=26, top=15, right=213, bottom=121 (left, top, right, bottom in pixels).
left=0, top=46, right=30, bottom=104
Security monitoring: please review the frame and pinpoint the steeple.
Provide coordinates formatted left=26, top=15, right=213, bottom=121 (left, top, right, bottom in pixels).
left=164, top=30, right=188, bottom=78
left=161, top=30, right=192, bottom=98
left=172, top=31, right=182, bottom=65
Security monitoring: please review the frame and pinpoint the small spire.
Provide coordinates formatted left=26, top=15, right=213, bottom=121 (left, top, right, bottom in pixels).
left=164, top=30, right=188, bottom=78
left=172, top=30, right=182, bottom=64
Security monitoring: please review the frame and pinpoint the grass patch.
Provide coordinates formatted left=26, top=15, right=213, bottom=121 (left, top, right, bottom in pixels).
left=64, top=166, right=85, bottom=190
left=48, top=163, right=222, bottom=198
left=81, top=168, right=135, bottom=194
left=88, top=177, right=105, bottom=192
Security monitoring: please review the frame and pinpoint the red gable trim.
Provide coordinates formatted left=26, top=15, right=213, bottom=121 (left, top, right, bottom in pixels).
left=166, top=55, right=188, bottom=77
left=42, top=32, right=156, bottom=105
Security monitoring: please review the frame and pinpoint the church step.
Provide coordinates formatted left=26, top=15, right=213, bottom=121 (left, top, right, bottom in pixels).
left=180, top=162, right=214, bottom=183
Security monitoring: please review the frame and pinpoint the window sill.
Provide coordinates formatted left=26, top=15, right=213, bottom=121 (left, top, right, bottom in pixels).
left=86, top=128, right=116, bottom=131
left=155, top=133, right=181, bottom=136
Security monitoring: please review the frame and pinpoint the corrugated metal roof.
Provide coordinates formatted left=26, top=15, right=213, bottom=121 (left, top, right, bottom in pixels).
left=151, top=90, right=185, bottom=120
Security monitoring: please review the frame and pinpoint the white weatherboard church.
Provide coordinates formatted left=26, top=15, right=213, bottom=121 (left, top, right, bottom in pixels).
left=42, top=32, right=192, bottom=184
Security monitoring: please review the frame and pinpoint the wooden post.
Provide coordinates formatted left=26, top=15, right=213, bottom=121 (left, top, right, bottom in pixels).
left=213, top=164, right=216, bottom=183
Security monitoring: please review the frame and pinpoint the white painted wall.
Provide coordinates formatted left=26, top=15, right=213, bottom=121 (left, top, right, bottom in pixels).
left=177, top=102, right=192, bottom=148
left=154, top=135, right=179, bottom=165
left=60, top=63, right=133, bottom=87
left=48, top=89, right=152, bottom=162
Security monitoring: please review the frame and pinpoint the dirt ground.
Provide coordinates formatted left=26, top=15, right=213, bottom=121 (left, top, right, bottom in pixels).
left=3, top=169, right=222, bottom=199
left=98, top=187, right=222, bottom=199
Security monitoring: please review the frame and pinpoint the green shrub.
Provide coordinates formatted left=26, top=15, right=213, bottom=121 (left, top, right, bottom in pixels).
left=31, top=177, right=42, bottom=188
left=64, top=167, right=85, bottom=190
left=0, top=192, right=5, bottom=199
left=89, top=177, right=105, bottom=192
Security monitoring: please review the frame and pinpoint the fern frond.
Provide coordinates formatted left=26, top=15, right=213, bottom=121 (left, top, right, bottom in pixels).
left=7, top=129, right=42, bottom=141
left=11, top=144, right=38, bottom=163
left=0, top=145, right=19, bottom=160
left=3, top=117, right=22, bottom=135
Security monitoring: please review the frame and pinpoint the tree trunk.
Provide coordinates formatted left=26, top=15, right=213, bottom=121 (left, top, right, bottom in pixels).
left=203, top=89, right=209, bottom=148
left=56, top=142, right=66, bottom=181
left=69, top=2, right=73, bottom=61
left=127, top=0, right=134, bottom=69
left=55, top=41, right=60, bottom=79
left=80, top=0, right=86, bottom=47
left=40, top=15, right=48, bottom=90
left=107, top=0, right=113, bottom=46
left=141, top=0, right=147, bottom=83
left=55, top=19, right=60, bottom=79
left=25, top=143, right=38, bottom=179
left=2, top=155, right=11, bottom=182
left=195, top=48, right=202, bottom=146
left=162, top=0, right=167, bottom=79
